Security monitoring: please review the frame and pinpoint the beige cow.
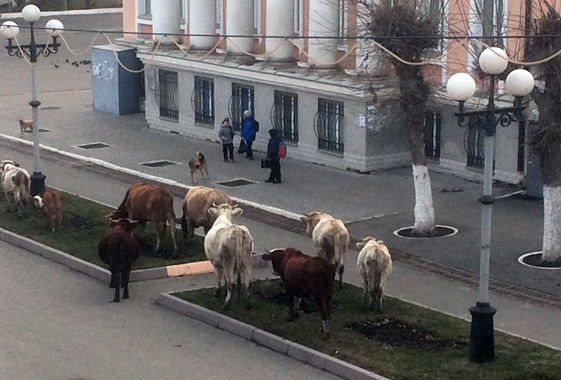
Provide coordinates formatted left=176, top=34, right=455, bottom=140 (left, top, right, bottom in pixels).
left=1, top=163, right=31, bottom=217
left=300, top=212, right=350, bottom=288
left=356, top=237, right=393, bottom=312
left=180, top=186, right=232, bottom=241
left=204, top=203, right=253, bottom=310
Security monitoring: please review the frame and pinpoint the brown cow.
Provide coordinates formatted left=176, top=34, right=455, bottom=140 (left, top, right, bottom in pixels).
left=262, top=248, right=337, bottom=339
left=111, top=183, right=177, bottom=255
left=33, top=190, right=63, bottom=232
left=180, top=186, right=231, bottom=241
left=97, top=218, right=140, bottom=302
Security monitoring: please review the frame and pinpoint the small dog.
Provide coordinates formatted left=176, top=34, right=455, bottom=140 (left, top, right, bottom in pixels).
left=188, top=151, right=209, bottom=183
left=19, top=119, right=33, bottom=135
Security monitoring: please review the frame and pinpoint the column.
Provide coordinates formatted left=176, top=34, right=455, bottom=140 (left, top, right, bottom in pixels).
left=265, top=0, right=294, bottom=61
left=152, top=0, right=181, bottom=44
left=308, top=0, right=338, bottom=66
left=189, top=0, right=217, bottom=49
left=226, top=0, right=254, bottom=54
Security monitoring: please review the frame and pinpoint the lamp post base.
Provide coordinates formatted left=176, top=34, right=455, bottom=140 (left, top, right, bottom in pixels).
left=30, top=172, right=46, bottom=197
left=469, top=302, right=497, bottom=363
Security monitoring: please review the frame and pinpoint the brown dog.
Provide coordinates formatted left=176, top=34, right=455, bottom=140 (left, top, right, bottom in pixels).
left=19, top=119, right=33, bottom=135
left=188, top=151, right=209, bottom=183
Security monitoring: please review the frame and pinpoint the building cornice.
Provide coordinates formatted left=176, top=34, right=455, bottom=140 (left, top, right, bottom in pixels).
left=137, top=51, right=392, bottom=101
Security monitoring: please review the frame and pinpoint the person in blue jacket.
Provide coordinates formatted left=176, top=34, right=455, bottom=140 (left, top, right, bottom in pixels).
left=241, top=110, right=257, bottom=160
left=265, top=129, right=282, bottom=184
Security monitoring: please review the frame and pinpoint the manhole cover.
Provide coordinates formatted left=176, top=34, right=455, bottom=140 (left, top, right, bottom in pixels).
left=76, top=142, right=110, bottom=150
left=518, top=252, right=561, bottom=270
left=39, top=128, right=50, bottom=132
left=41, top=106, right=61, bottom=111
left=140, top=160, right=178, bottom=168
left=216, top=178, right=258, bottom=187
left=393, top=225, right=458, bottom=239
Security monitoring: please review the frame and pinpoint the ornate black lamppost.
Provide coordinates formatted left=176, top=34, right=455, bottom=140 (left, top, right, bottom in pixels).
left=1, top=5, right=64, bottom=196
left=446, top=47, right=535, bottom=363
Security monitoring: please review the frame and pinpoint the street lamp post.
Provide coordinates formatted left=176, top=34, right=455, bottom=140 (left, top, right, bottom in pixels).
left=447, top=47, right=534, bottom=363
left=1, top=5, right=64, bottom=196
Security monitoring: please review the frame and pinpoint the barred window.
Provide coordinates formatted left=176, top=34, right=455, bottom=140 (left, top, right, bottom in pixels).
left=465, top=126, right=485, bottom=168
left=192, top=76, right=215, bottom=125
left=424, top=111, right=441, bottom=160
left=156, top=69, right=178, bottom=121
left=271, top=91, right=298, bottom=142
left=229, top=83, right=255, bottom=131
left=314, top=99, right=344, bottom=153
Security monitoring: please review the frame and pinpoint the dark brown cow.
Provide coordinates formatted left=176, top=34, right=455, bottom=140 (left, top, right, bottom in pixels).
left=111, top=182, right=177, bottom=254
left=262, top=248, right=337, bottom=338
left=97, top=218, right=140, bottom=302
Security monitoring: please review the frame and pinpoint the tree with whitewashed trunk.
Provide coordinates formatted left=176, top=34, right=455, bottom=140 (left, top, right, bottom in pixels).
left=359, top=1, right=439, bottom=236
left=527, top=6, right=561, bottom=263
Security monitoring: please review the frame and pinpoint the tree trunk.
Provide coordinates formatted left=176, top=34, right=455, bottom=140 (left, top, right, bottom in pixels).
left=531, top=86, right=561, bottom=262
left=397, top=64, right=436, bottom=236
left=539, top=130, right=561, bottom=262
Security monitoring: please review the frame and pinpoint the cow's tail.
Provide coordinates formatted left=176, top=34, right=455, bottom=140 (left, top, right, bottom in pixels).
left=320, top=234, right=336, bottom=263
left=235, top=229, right=243, bottom=299
left=370, top=255, right=381, bottom=292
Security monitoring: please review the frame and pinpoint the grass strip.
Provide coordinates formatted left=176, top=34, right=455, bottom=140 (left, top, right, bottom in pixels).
left=176, top=279, right=561, bottom=380
left=0, top=190, right=206, bottom=270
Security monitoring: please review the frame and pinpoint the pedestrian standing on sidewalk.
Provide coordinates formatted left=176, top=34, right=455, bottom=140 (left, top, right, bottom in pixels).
left=218, top=117, right=235, bottom=162
left=241, top=110, right=258, bottom=160
left=265, top=129, right=282, bottom=184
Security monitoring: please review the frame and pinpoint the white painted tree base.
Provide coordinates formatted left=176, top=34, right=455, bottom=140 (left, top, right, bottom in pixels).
left=412, top=164, right=435, bottom=235
left=542, top=185, right=561, bottom=262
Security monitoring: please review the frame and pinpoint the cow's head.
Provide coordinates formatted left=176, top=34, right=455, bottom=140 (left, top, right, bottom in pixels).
left=300, top=212, right=326, bottom=234
left=108, top=209, right=128, bottom=222
left=110, top=218, right=140, bottom=233
left=33, top=195, right=44, bottom=209
left=262, top=248, right=286, bottom=276
left=208, top=203, right=243, bottom=221
left=356, top=236, right=383, bottom=250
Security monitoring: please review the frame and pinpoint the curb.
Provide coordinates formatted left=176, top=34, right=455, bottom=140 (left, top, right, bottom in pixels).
left=0, top=134, right=303, bottom=222
left=157, top=293, right=391, bottom=380
left=0, top=225, right=268, bottom=284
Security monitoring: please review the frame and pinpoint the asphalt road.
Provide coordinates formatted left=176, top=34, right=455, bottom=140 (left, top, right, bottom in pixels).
left=0, top=240, right=342, bottom=380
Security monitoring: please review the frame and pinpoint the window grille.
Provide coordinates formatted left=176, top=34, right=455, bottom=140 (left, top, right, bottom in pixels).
left=155, top=69, right=178, bottom=120
left=271, top=91, right=298, bottom=142
left=228, top=83, right=255, bottom=131
left=216, top=0, right=224, bottom=33
left=191, top=76, right=215, bottom=125
left=314, top=99, right=344, bottom=153
left=254, top=0, right=261, bottom=35
left=465, top=125, right=485, bottom=168
left=293, top=0, right=304, bottom=36
left=424, top=111, right=441, bottom=160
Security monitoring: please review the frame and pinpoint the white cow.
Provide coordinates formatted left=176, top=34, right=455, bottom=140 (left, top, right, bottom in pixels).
left=204, top=203, right=254, bottom=310
left=301, top=212, right=350, bottom=288
left=1, top=163, right=31, bottom=217
left=356, top=237, right=393, bottom=312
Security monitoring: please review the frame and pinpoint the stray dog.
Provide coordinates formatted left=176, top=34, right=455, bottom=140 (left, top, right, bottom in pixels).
left=188, top=151, right=209, bottom=183
left=19, top=119, right=33, bottom=135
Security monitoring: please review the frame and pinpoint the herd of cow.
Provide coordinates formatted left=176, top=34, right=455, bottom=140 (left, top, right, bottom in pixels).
left=97, top=181, right=394, bottom=338
left=0, top=159, right=393, bottom=338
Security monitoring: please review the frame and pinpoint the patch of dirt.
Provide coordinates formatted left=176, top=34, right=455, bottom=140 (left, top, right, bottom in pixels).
left=345, top=318, right=466, bottom=351
left=61, top=213, right=98, bottom=229
left=521, top=253, right=561, bottom=268
left=396, top=226, right=456, bottom=238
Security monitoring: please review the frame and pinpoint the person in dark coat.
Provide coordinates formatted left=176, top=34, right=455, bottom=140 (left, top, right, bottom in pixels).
left=241, top=110, right=256, bottom=160
left=265, top=129, right=282, bottom=184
